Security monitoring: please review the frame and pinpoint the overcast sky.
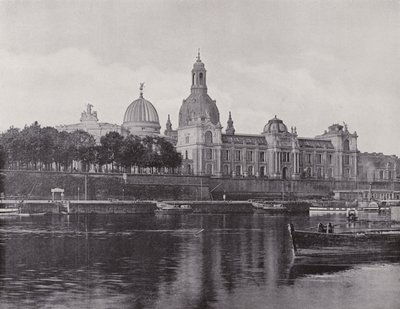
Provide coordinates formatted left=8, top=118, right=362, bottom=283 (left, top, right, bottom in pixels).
left=0, top=0, right=399, bottom=155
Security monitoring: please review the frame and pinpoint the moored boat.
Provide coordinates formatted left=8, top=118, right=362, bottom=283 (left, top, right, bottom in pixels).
left=288, top=223, right=400, bottom=256
left=252, top=201, right=287, bottom=213
left=0, top=208, right=20, bottom=216
left=155, top=203, right=193, bottom=215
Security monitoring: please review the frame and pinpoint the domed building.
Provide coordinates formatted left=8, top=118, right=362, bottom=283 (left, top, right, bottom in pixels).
left=177, top=53, right=360, bottom=180
left=122, top=84, right=161, bottom=136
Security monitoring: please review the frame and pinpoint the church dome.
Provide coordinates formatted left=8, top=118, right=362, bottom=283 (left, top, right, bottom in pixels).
left=178, top=93, right=220, bottom=127
left=122, top=86, right=161, bottom=136
left=123, top=97, right=159, bottom=124
left=263, top=116, right=288, bottom=134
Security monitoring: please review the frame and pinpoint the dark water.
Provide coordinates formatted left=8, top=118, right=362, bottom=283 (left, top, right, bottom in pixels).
left=0, top=213, right=399, bottom=309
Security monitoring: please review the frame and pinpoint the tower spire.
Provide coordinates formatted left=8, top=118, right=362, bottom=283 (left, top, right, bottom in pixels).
left=139, top=82, right=145, bottom=98
left=197, top=48, right=201, bottom=62
left=226, top=111, right=235, bottom=135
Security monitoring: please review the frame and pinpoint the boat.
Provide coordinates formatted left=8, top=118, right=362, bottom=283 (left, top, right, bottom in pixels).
left=357, top=200, right=390, bottom=212
left=0, top=208, right=20, bottom=216
left=155, top=203, right=193, bottom=215
left=309, top=199, right=357, bottom=214
left=288, top=223, right=400, bottom=257
left=252, top=201, right=287, bottom=213
left=18, top=212, right=47, bottom=217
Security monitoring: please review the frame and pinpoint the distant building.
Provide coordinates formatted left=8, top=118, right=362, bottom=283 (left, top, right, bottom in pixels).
left=56, top=83, right=161, bottom=142
left=56, top=103, right=121, bottom=142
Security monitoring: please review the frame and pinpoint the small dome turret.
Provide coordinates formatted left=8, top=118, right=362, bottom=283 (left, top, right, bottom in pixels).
left=263, top=115, right=288, bottom=134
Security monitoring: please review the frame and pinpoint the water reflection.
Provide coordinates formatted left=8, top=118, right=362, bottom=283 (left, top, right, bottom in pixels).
left=0, top=213, right=399, bottom=309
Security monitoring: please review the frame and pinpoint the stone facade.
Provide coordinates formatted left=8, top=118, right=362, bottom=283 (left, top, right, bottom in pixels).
left=56, top=103, right=121, bottom=143
left=176, top=55, right=364, bottom=181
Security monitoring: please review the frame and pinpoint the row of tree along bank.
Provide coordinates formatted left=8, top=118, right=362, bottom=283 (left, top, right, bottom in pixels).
left=0, top=121, right=182, bottom=173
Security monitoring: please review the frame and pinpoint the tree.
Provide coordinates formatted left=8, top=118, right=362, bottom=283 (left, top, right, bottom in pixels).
left=38, top=126, right=58, bottom=170
left=0, top=126, right=21, bottom=169
left=70, top=130, right=96, bottom=172
left=158, top=137, right=182, bottom=170
left=53, top=131, right=74, bottom=171
left=119, top=135, right=145, bottom=172
left=99, top=131, right=124, bottom=172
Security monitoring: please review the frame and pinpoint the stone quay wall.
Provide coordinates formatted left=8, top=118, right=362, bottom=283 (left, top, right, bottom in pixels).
left=1, top=170, right=399, bottom=201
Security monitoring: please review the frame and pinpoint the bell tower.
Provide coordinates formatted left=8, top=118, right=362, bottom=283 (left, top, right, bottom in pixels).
left=191, top=49, right=207, bottom=94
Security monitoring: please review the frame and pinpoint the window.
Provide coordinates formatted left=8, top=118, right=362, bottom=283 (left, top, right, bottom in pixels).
left=282, top=152, right=290, bottom=163
left=222, top=150, right=230, bottom=161
left=185, top=150, right=188, bottom=160
left=235, top=165, right=241, bottom=176
left=328, top=168, right=333, bottom=178
left=205, top=131, right=213, bottom=144
left=328, top=154, right=332, bottom=165
left=185, top=135, right=190, bottom=144
left=316, top=154, right=322, bottom=164
left=248, top=166, right=253, bottom=176
left=344, top=139, right=350, bottom=151
left=344, top=155, right=350, bottom=165
left=235, top=150, right=241, bottom=161
left=379, top=170, right=384, bottom=180
left=305, top=153, right=312, bottom=164
left=247, top=151, right=253, bottom=162
left=317, top=168, right=323, bottom=178
left=260, top=166, right=265, bottom=177
left=206, top=149, right=213, bottom=160
left=388, top=171, right=392, bottom=180
left=259, top=152, right=265, bottom=162
left=306, top=167, right=312, bottom=178
left=223, top=165, right=229, bottom=175
left=206, top=164, right=213, bottom=175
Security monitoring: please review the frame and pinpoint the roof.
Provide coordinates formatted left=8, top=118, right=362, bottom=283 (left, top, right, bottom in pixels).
left=298, top=138, right=334, bottom=149
left=222, top=134, right=267, bottom=145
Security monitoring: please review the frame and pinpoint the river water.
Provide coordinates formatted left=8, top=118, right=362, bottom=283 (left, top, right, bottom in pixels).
left=0, top=213, right=399, bottom=309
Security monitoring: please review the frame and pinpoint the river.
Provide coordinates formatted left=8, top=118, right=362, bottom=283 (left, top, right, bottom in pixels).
left=0, top=213, right=399, bottom=309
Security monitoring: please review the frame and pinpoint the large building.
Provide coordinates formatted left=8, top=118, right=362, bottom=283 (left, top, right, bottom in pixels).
left=57, top=52, right=399, bottom=182
left=176, top=53, right=360, bottom=181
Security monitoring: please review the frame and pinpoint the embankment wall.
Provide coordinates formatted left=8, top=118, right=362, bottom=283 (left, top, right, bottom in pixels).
left=2, top=170, right=399, bottom=201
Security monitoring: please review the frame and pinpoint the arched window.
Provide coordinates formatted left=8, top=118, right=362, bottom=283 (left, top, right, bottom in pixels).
left=187, top=164, right=191, bottom=174
left=192, top=73, right=195, bottom=85
left=235, top=165, right=241, bottom=176
left=223, top=165, right=229, bottom=175
left=199, top=72, right=203, bottom=84
left=282, top=167, right=288, bottom=179
left=205, top=131, right=213, bottom=144
left=185, top=150, right=188, bottom=160
left=344, top=139, right=350, bottom=151
left=206, top=164, right=213, bottom=175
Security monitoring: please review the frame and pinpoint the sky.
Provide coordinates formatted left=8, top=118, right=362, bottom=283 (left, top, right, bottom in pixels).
left=0, top=0, right=399, bottom=155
